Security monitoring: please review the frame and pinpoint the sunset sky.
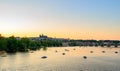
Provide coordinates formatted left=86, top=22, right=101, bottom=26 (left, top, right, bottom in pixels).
left=0, top=0, right=120, bottom=40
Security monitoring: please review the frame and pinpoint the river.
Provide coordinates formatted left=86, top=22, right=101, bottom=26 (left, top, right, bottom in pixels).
left=0, top=46, right=120, bottom=71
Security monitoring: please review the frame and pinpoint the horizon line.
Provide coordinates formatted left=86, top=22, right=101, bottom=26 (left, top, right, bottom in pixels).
left=0, top=34, right=120, bottom=41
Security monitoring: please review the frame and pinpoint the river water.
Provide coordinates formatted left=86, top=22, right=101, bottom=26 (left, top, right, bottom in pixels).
left=0, top=46, right=120, bottom=71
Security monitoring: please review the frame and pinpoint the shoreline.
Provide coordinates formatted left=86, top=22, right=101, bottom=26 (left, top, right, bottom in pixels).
left=0, top=51, right=6, bottom=55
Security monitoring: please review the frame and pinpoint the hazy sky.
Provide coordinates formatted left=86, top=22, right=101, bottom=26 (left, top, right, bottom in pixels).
left=0, top=0, right=120, bottom=40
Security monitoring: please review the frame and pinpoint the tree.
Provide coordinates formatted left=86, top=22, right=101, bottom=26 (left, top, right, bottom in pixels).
left=6, top=36, right=18, bottom=52
left=29, top=40, right=37, bottom=50
left=0, top=37, right=7, bottom=51
left=18, top=38, right=30, bottom=52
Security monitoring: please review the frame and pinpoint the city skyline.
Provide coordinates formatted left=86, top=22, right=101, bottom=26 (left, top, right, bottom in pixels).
left=0, top=0, right=120, bottom=40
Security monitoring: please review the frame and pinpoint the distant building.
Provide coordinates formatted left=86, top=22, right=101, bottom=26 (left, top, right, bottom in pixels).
left=62, top=42, right=69, bottom=47
left=29, top=34, right=70, bottom=42
left=39, top=34, right=48, bottom=40
left=16, top=37, right=21, bottom=40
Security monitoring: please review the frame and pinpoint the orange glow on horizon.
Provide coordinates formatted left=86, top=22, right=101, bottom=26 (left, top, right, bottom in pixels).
left=1, top=32, right=120, bottom=40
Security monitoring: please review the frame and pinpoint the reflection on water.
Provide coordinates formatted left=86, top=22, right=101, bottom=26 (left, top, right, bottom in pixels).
left=0, top=47, right=120, bottom=71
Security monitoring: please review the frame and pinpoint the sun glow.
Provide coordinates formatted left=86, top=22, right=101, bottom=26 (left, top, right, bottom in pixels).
left=0, top=22, right=24, bottom=37
left=0, top=0, right=120, bottom=40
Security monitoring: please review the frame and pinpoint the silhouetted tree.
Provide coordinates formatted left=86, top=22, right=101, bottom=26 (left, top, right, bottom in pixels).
left=6, top=36, right=18, bottom=52
left=0, top=37, right=7, bottom=51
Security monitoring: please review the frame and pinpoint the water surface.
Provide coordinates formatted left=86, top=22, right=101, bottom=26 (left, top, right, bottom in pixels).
left=0, top=47, right=120, bottom=71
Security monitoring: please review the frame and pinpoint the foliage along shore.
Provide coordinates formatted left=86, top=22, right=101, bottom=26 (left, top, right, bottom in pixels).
left=0, top=36, right=62, bottom=53
left=0, top=34, right=120, bottom=53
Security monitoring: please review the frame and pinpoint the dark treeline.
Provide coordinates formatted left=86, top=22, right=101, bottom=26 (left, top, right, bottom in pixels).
left=0, top=36, right=62, bottom=53
left=68, top=40, right=120, bottom=47
left=0, top=34, right=120, bottom=53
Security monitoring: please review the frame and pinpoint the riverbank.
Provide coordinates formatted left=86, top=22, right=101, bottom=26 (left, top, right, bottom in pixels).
left=0, top=51, right=7, bottom=57
left=0, top=51, right=6, bottom=55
